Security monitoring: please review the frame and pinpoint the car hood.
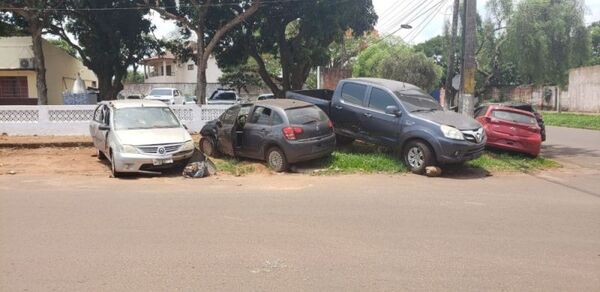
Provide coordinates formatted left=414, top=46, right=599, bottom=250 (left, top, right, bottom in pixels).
left=413, top=110, right=481, bottom=130
left=115, top=127, right=191, bottom=146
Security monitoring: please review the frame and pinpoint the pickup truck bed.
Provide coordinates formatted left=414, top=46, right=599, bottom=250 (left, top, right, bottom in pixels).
left=285, top=89, right=334, bottom=115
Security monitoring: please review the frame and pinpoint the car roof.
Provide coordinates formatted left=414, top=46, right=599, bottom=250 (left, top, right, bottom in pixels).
left=253, top=99, right=313, bottom=109
left=100, top=99, right=169, bottom=109
left=347, top=78, right=423, bottom=92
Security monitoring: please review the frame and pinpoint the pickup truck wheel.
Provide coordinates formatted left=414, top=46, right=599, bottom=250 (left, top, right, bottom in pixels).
left=266, top=147, right=289, bottom=172
left=200, top=136, right=219, bottom=157
left=335, top=134, right=354, bottom=146
left=403, top=141, right=435, bottom=175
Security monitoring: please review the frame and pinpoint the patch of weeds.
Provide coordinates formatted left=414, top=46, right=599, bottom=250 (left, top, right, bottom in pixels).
left=213, top=157, right=256, bottom=176
left=542, top=112, right=600, bottom=130
left=467, top=150, right=560, bottom=172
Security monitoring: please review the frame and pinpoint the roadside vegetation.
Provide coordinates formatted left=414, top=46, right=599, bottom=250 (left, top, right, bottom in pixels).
left=206, top=143, right=560, bottom=176
left=542, top=112, right=600, bottom=130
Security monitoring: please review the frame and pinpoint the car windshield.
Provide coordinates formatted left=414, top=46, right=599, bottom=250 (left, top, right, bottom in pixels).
left=211, top=92, right=236, bottom=100
left=393, top=89, right=443, bottom=112
left=492, top=110, right=536, bottom=125
left=286, top=106, right=328, bottom=124
left=114, top=107, right=180, bottom=130
left=149, top=89, right=172, bottom=96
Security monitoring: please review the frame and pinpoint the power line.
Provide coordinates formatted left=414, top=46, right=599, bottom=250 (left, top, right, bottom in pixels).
left=405, top=0, right=449, bottom=43
left=380, top=0, right=433, bottom=33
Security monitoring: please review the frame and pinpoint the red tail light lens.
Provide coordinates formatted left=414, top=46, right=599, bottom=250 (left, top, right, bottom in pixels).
left=282, top=127, right=303, bottom=140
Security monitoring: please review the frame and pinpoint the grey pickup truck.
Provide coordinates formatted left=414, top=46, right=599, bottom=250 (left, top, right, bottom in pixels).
left=286, top=78, right=486, bottom=174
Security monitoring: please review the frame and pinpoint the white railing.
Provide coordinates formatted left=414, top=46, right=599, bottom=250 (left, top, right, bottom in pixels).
left=0, top=104, right=230, bottom=136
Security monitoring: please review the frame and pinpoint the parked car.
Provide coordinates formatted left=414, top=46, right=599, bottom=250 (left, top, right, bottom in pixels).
left=89, top=100, right=195, bottom=177
left=476, top=102, right=546, bottom=141
left=145, top=88, right=185, bottom=105
left=287, top=78, right=486, bottom=174
left=199, top=100, right=335, bottom=172
left=206, top=89, right=241, bottom=105
left=257, top=93, right=275, bottom=100
left=475, top=105, right=542, bottom=157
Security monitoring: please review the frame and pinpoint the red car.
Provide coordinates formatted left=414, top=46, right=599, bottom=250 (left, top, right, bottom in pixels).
left=475, top=105, right=542, bottom=157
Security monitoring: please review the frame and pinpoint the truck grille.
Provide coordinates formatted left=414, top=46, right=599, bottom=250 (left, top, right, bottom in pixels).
left=136, top=143, right=182, bottom=154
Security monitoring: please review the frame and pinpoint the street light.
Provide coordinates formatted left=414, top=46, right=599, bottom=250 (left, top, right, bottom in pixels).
left=400, top=24, right=413, bottom=29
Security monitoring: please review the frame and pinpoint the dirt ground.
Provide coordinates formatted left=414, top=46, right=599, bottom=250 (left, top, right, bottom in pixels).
left=0, top=135, right=92, bottom=147
left=0, top=147, right=110, bottom=176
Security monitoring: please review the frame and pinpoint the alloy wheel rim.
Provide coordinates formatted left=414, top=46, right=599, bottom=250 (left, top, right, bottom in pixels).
left=407, top=147, right=424, bottom=168
left=269, top=151, right=283, bottom=169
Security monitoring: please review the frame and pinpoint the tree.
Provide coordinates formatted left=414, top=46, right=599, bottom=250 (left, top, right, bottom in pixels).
left=353, top=39, right=442, bottom=92
left=589, top=21, right=600, bottom=66
left=507, top=0, right=589, bottom=87
left=0, top=12, right=27, bottom=36
left=145, top=0, right=261, bottom=104
left=218, top=61, right=264, bottom=94
left=217, top=0, right=377, bottom=97
left=47, top=38, right=77, bottom=58
left=3, top=1, right=64, bottom=104
left=51, top=0, right=157, bottom=101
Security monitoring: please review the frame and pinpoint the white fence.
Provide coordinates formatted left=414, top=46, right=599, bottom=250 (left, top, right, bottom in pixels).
left=0, top=104, right=230, bottom=136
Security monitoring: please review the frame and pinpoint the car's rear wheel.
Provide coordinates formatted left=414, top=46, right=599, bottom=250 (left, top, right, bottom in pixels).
left=200, top=136, right=219, bottom=157
left=403, top=140, right=435, bottom=175
left=96, top=148, right=106, bottom=160
left=110, top=151, right=122, bottom=178
left=266, top=147, right=289, bottom=172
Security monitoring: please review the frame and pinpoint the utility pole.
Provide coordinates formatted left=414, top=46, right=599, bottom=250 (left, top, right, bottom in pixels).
left=459, top=0, right=476, bottom=117
left=444, top=0, right=460, bottom=110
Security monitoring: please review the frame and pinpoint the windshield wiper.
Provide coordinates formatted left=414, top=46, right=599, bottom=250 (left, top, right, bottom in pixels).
left=302, top=119, right=318, bottom=125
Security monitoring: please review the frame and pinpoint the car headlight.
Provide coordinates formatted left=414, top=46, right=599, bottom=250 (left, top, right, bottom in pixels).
left=182, top=140, right=195, bottom=151
left=120, top=144, right=138, bottom=154
left=440, top=125, right=465, bottom=140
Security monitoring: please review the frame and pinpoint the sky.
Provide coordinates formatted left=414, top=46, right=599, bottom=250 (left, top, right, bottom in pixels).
left=150, top=0, right=600, bottom=45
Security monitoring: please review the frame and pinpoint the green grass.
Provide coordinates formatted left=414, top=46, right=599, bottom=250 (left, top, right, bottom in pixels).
left=542, top=112, right=600, bottom=130
left=213, top=157, right=256, bottom=176
left=467, top=151, right=560, bottom=172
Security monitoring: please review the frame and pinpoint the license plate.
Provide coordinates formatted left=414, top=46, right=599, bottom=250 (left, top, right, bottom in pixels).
left=152, top=158, right=173, bottom=166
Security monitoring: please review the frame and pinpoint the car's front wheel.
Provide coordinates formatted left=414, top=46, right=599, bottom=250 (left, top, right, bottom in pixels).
left=200, top=136, right=219, bottom=157
left=110, top=151, right=122, bottom=178
left=403, top=140, right=435, bottom=174
left=266, top=147, right=289, bottom=172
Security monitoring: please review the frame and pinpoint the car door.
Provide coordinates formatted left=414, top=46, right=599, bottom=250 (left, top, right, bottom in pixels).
left=216, top=106, right=240, bottom=156
left=241, top=106, right=273, bottom=159
left=90, top=105, right=103, bottom=148
left=362, top=87, right=402, bottom=146
left=330, top=82, right=369, bottom=139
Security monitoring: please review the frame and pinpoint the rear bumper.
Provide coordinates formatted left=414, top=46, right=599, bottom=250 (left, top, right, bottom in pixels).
left=487, top=132, right=541, bottom=156
left=434, top=137, right=486, bottom=164
left=283, top=134, right=336, bottom=163
left=113, top=150, right=194, bottom=173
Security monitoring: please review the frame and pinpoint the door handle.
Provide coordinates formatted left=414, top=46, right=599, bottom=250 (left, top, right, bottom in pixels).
left=363, top=113, right=372, bottom=118
left=334, top=105, right=343, bottom=110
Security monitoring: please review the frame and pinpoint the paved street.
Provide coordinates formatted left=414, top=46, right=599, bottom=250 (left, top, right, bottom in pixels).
left=1, top=126, right=599, bottom=291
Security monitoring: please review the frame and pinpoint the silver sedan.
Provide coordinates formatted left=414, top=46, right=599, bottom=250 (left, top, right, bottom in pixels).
left=89, top=100, right=195, bottom=177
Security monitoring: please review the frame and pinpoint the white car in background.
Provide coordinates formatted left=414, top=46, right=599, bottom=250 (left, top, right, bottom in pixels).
left=206, top=89, right=241, bottom=105
left=89, top=100, right=195, bottom=177
left=145, top=88, right=184, bottom=105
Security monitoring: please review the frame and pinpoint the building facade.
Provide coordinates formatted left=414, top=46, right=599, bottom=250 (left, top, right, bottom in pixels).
left=0, top=36, right=97, bottom=105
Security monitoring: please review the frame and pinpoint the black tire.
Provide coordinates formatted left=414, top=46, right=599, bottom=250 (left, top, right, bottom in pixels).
left=97, top=148, right=106, bottom=160
left=403, top=140, right=436, bottom=175
left=110, top=151, right=122, bottom=178
left=335, top=134, right=354, bottom=146
left=266, top=147, right=289, bottom=172
left=200, top=136, right=219, bottom=157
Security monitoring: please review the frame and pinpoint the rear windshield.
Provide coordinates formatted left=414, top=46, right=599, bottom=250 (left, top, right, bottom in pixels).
left=149, top=89, right=172, bottom=96
left=286, top=106, right=328, bottom=125
left=212, top=92, right=237, bottom=100
left=492, top=110, right=536, bottom=125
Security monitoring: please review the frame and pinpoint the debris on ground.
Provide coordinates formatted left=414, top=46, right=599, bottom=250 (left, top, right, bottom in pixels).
left=7, top=170, right=16, bottom=175
left=182, top=150, right=217, bottom=178
left=425, top=166, right=442, bottom=177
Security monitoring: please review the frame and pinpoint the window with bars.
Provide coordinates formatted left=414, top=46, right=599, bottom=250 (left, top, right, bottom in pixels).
left=0, top=77, right=28, bottom=98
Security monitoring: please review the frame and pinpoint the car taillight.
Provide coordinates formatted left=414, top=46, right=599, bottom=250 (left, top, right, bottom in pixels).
left=328, top=120, right=333, bottom=128
left=282, top=127, right=303, bottom=140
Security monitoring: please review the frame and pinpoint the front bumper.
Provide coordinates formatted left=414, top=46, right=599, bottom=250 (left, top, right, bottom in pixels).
left=283, top=134, right=336, bottom=163
left=434, top=137, right=486, bottom=164
left=113, top=150, right=194, bottom=173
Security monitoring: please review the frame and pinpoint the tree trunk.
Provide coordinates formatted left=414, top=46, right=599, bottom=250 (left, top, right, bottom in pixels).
left=97, top=74, right=121, bottom=101
left=29, top=21, right=48, bottom=105
left=196, top=51, right=208, bottom=104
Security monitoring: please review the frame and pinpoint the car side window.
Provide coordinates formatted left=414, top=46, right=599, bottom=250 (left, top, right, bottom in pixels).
left=249, top=106, right=272, bottom=125
left=368, top=88, right=398, bottom=112
left=474, top=106, right=488, bottom=118
left=341, top=82, right=367, bottom=106
left=93, top=105, right=103, bottom=122
left=272, top=112, right=284, bottom=125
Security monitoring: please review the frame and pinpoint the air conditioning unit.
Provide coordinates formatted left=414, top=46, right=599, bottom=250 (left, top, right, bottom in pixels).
left=19, top=58, right=35, bottom=69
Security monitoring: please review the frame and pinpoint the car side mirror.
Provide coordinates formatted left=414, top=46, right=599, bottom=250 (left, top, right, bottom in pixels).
left=385, top=105, right=401, bottom=117
left=99, top=124, right=110, bottom=131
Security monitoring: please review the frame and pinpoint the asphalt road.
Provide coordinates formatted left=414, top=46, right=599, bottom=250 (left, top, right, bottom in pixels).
left=1, top=126, right=599, bottom=291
